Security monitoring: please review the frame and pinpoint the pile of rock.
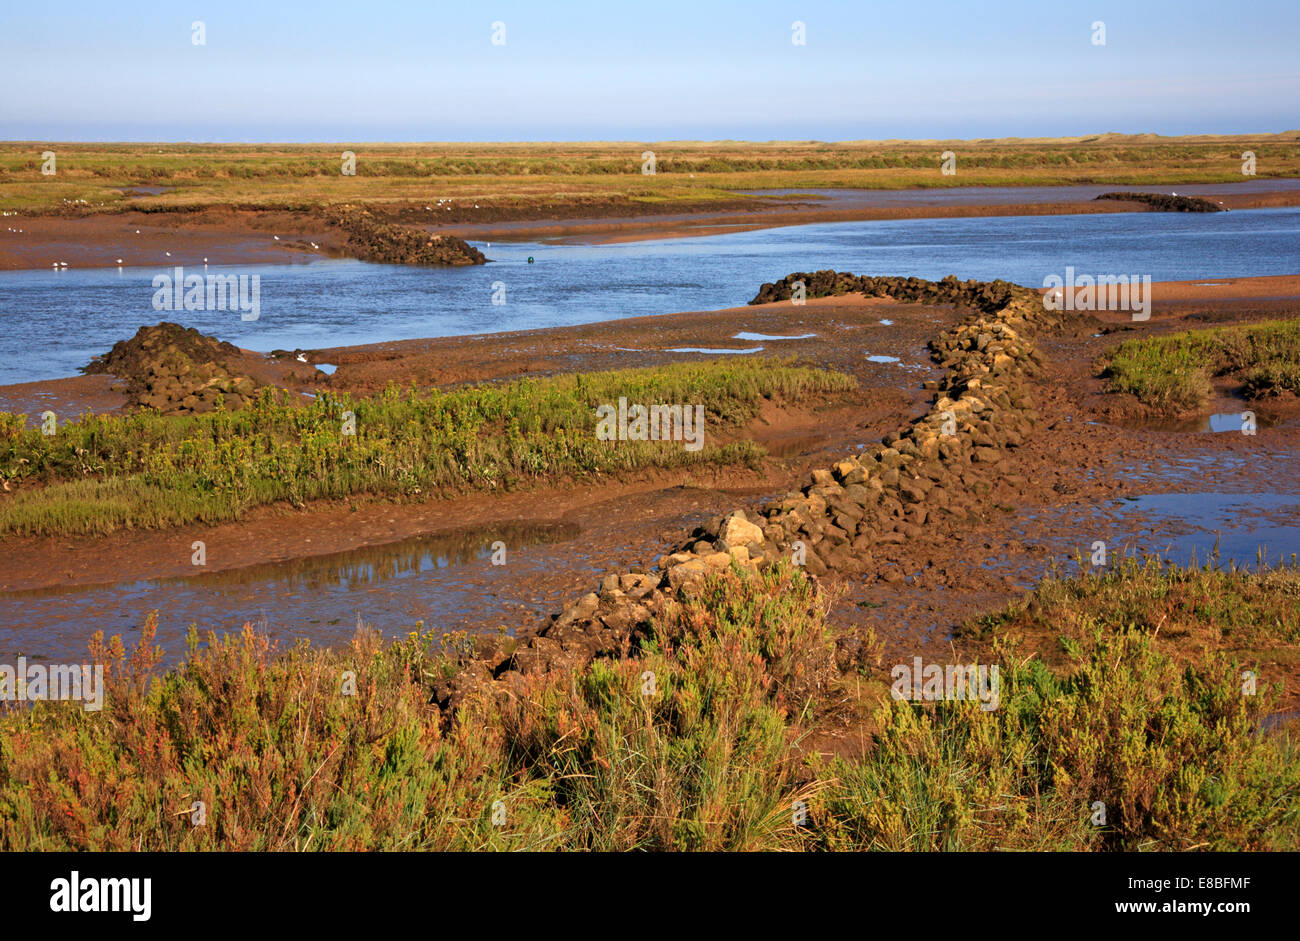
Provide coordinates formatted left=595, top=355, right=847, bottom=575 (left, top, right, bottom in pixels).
left=327, top=206, right=487, bottom=266
left=84, top=322, right=259, bottom=415
left=434, top=274, right=1064, bottom=710
left=749, top=271, right=1020, bottom=310
left=1094, top=192, right=1224, bottom=213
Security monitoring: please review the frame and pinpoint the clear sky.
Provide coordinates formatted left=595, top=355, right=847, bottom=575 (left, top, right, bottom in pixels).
left=2, top=0, right=1296, bottom=141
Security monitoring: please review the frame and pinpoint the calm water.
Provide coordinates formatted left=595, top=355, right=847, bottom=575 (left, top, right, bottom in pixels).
left=0, top=521, right=584, bottom=664
left=742, top=178, right=1300, bottom=207
left=1, top=207, right=1298, bottom=384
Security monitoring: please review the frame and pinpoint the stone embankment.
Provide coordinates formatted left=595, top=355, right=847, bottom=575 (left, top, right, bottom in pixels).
left=327, top=207, right=487, bottom=266
left=1093, top=192, right=1224, bottom=212
left=433, top=273, right=1066, bottom=710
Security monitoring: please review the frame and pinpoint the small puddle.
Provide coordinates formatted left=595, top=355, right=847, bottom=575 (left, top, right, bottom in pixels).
left=866, top=354, right=901, bottom=363
left=732, top=332, right=817, bottom=341
left=879, top=319, right=895, bottom=326
left=1123, top=411, right=1276, bottom=434
left=971, top=488, right=1300, bottom=598
left=315, top=363, right=338, bottom=375
left=1033, top=492, right=1300, bottom=572
left=667, top=346, right=764, bottom=355
left=0, top=520, right=581, bottom=665
left=1111, top=492, right=1300, bottom=564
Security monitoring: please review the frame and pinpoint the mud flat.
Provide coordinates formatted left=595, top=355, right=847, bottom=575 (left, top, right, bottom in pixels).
left=2, top=275, right=1296, bottom=710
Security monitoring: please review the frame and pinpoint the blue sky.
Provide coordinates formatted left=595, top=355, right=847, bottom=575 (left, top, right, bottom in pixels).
left=2, top=0, right=1296, bottom=141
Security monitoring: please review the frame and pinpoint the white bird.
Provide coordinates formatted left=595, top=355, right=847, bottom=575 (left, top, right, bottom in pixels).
left=135, top=229, right=140, bottom=234
left=165, top=251, right=171, bottom=257
left=203, top=257, right=208, bottom=263
left=296, top=353, right=307, bottom=363
left=310, top=242, right=319, bottom=249
left=273, top=235, right=280, bottom=241
left=59, top=261, right=68, bottom=267
left=116, top=258, right=123, bottom=265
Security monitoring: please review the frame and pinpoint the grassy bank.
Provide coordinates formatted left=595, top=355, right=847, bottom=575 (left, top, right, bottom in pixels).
left=0, top=560, right=1294, bottom=851
left=1103, top=318, right=1300, bottom=415
left=0, top=358, right=855, bottom=537
left=963, top=554, right=1300, bottom=662
left=3, top=136, right=1298, bottom=213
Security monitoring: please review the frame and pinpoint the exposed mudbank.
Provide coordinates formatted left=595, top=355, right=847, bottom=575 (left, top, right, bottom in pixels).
left=1094, top=192, right=1225, bottom=212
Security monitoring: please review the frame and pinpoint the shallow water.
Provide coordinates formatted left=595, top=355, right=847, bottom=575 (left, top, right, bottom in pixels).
left=1116, top=408, right=1283, bottom=434
left=0, top=520, right=581, bottom=665
left=1020, top=490, right=1300, bottom=578
left=3, top=207, right=1300, bottom=384
left=1111, top=492, right=1300, bottom=566
left=1144, top=412, right=1271, bottom=434
left=741, top=179, right=1300, bottom=208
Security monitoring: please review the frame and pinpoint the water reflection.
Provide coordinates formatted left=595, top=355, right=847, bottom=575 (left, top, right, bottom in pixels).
left=1118, top=410, right=1279, bottom=434
left=0, top=520, right=581, bottom=664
